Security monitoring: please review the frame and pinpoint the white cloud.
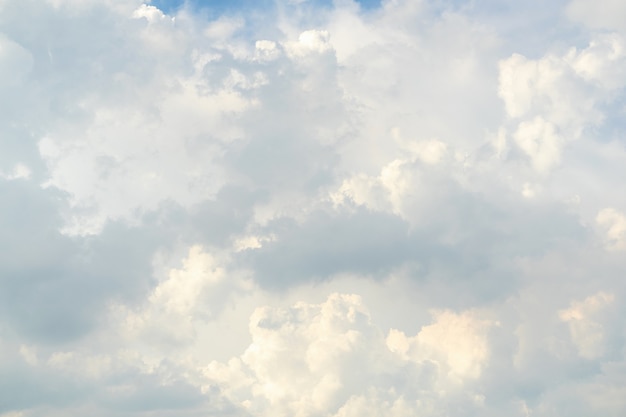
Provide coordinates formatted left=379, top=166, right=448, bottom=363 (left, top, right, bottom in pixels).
left=596, top=208, right=626, bottom=251
left=112, top=245, right=252, bottom=345
left=18, top=345, right=38, bottom=366
left=203, top=293, right=495, bottom=417
left=513, top=116, right=563, bottom=172
left=131, top=4, right=166, bottom=23
left=285, top=29, right=333, bottom=56
left=559, top=291, right=615, bottom=359
left=2, top=0, right=626, bottom=416
left=567, top=33, right=626, bottom=89
left=204, top=16, right=245, bottom=40
left=254, top=40, right=281, bottom=61
left=387, top=309, right=495, bottom=383
left=498, top=33, right=626, bottom=173
left=0, top=163, right=31, bottom=180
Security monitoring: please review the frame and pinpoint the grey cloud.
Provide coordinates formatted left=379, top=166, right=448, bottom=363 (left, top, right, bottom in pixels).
left=142, top=185, right=265, bottom=247
left=0, top=363, right=89, bottom=413
left=98, top=373, right=207, bottom=413
left=240, top=189, right=586, bottom=298
left=223, top=55, right=345, bottom=193
left=0, top=178, right=265, bottom=344
left=240, top=207, right=414, bottom=288
left=0, top=348, right=228, bottom=417
left=0, top=180, right=175, bottom=343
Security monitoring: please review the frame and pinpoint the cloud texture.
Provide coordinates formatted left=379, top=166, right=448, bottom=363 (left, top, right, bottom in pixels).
left=1, top=0, right=626, bottom=416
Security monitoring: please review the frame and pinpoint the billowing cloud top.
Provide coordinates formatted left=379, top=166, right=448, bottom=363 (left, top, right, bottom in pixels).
left=1, top=0, right=626, bottom=416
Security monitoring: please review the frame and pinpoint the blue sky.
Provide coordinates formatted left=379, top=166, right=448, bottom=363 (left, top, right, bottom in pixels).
left=151, top=0, right=382, bottom=14
left=1, top=0, right=626, bottom=416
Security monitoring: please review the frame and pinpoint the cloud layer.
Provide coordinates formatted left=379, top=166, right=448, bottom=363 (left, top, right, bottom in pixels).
left=1, top=0, right=626, bottom=416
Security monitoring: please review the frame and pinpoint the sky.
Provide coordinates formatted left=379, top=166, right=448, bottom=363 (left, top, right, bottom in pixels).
left=1, top=0, right=626, bottom=416
left=150, top=0, right=381, bottom=14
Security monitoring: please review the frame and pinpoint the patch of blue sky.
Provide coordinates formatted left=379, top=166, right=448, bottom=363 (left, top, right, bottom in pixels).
left=150, top=0, right=381, bottom=16
left=150, top=0, right=270, bottom=16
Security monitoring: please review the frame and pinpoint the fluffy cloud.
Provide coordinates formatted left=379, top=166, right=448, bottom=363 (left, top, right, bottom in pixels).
left=111, top=245, right=253, bottom=345
left=596, top=207, right=626, bottom=251
left=203, top=294, right=495, bottom=417
left=498, top=32, right=626, bottom=172
left=2, top=0, right=626, bottom=416
left=559, top=291, right=616, bottom=359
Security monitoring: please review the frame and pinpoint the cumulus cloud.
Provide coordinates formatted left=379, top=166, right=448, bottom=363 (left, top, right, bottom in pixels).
left=111, top=245, right=253, bottom=345
left=498, top=33, right=626, bottom=173
left=596, top=208, right=626, bottom=251
left=1, top=0, right=626, bottom=416
left=203, top=294, right=496, bottom=417
left=559, top=291, right=615, bottom=359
